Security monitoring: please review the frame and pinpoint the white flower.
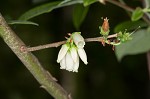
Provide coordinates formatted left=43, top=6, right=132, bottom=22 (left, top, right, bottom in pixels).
left=73, top=55, right=79, bottom=72
left=57, top=32, right=88, bottom=72
left=72, top=32, right=85, bottom=48
left=65, top=52, right=74, bottom=71
left=60, top=51, right=80, bottom=72
left=60, top=55, right=66, bottom=69
left=77, top=48, right=88, bottom=65
left=57, top=44, right=69, bottom=63
left=70, top=46, right=78, bottom=62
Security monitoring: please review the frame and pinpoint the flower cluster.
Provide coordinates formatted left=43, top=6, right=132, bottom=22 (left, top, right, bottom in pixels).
left=57, top=32, right=87, bottom=72
left=117, top=31, right=132, bottom=43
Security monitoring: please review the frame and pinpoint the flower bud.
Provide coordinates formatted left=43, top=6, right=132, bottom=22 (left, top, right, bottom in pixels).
left=100, top=17, right=110, bottom=36
left=72, top=32, right=85, bottom=48
left=117, top=31, right=132, bottom=43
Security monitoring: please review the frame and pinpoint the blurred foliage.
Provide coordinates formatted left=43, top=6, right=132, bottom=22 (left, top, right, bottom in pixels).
left=115, top=29, right=150, bottom=61
left=0, top=0, right=149, bottom=99
left=83, top=0, right=97, bottom=6
left=73, top=4, right=89, bottom=30
left=114, top=20, right=148, bottom=32
left=131, top=7, right=144, bottom=21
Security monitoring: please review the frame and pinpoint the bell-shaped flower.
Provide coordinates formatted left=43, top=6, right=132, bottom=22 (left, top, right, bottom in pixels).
left=65, top=52, right=74, bottom=71
left=77, top=48, right=88, bottom=65
left=57, top=32, right=88, bottom=72
left=72, top=32, right=85, bottom=48
left=70, top=45, right=78, bottom=63
left=73, top=55, right=79, bottom=72
left=60, top=55, right=66, bottom=69
left=60, top=50, right=80, bottom=72
left=57, top=44, right=69, bottom=63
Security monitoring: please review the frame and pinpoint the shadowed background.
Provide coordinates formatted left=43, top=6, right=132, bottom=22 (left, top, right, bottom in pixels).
left=0, top=0, right=149, bottom=99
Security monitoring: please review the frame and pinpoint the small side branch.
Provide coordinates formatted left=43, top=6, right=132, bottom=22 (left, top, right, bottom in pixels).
left=27, top=41, right=66, bottom=52
left=105, top=0, right=134, bottom=12
left=27, top=34, right=118, bottom=52
left=105, top=0, right=150, bottom=25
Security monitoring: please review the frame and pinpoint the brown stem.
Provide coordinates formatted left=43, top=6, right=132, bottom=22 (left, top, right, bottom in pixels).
left=0, top=14, right=71, bottom=99
left=105, top=0, right=150, bottom=25
left=27, top=41, right=66, bottom=52
left=105, top=0, right=134, bottom=12
left=26, top=34, right=117, bottom=52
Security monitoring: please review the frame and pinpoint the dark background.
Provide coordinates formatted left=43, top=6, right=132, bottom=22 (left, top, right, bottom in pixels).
left=0, top=0, right=149, bottom=99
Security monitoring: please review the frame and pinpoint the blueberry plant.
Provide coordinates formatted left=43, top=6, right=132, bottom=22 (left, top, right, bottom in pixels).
left=0, top=0, right=150, bottom=99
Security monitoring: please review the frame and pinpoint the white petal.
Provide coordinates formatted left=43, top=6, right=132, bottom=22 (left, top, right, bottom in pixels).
left=77, top=48, right=88, bottom=65
left=57, top=44, right=69, bottom=63
left=60, top=56, right=66, bottom=69
left=65, top=52, right=74, bottom=71
left=73, top=55, right=79, bottom=72
left=72, top=32, right=85, bottom=48
left=70, top=46, right=78, bottom=62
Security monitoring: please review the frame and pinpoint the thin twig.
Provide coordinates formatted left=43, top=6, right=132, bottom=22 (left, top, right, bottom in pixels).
left=105, top=0, right=150, bottom=25
left=27, top=0, right=150, bottom=52
left=26, top=34, right=118, bottom=52
left=27, top=41, right=66, bottom=52
left=105, top=0, right=134, bottom=12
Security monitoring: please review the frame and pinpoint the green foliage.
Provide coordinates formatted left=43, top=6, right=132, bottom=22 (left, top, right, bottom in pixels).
left=115, top=29, right=150, bottom=61
left=19, top=1, right=60, bottom=20
left=1, top=0, right=150, bottom=98
left=19, top=0, right=83, bottom=21
left=114, top=20, right=148, bottom=32
left=131, top=7, right=144, bottom=21
left=16, top=0, right=150, bottom=62
left=8, top=20, right=39, bottom=26
left=73, top=4, right=89, bottom=30
left=83, top=0, right=97, bottom=6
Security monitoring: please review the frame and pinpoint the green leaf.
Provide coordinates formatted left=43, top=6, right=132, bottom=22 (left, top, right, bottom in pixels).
left=8, top=20, right=39, bottom=26
left=73, top=4, right=89, bottom=30
left=115, top=29, right=150, bottom=61
left=131, top=7, right=144, bottom=21
left=114, top=20, right=148, bottom=33
left=83, top=0, right=97, bottom=6
left=19, top=0, right=83, bottom=20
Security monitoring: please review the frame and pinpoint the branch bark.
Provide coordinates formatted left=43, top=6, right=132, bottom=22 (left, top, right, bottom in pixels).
left=105, top=0, right=150, bottom=25
left=0, top=14, right=71, bottom=99
left=26, top=34, right=117, bottom=52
